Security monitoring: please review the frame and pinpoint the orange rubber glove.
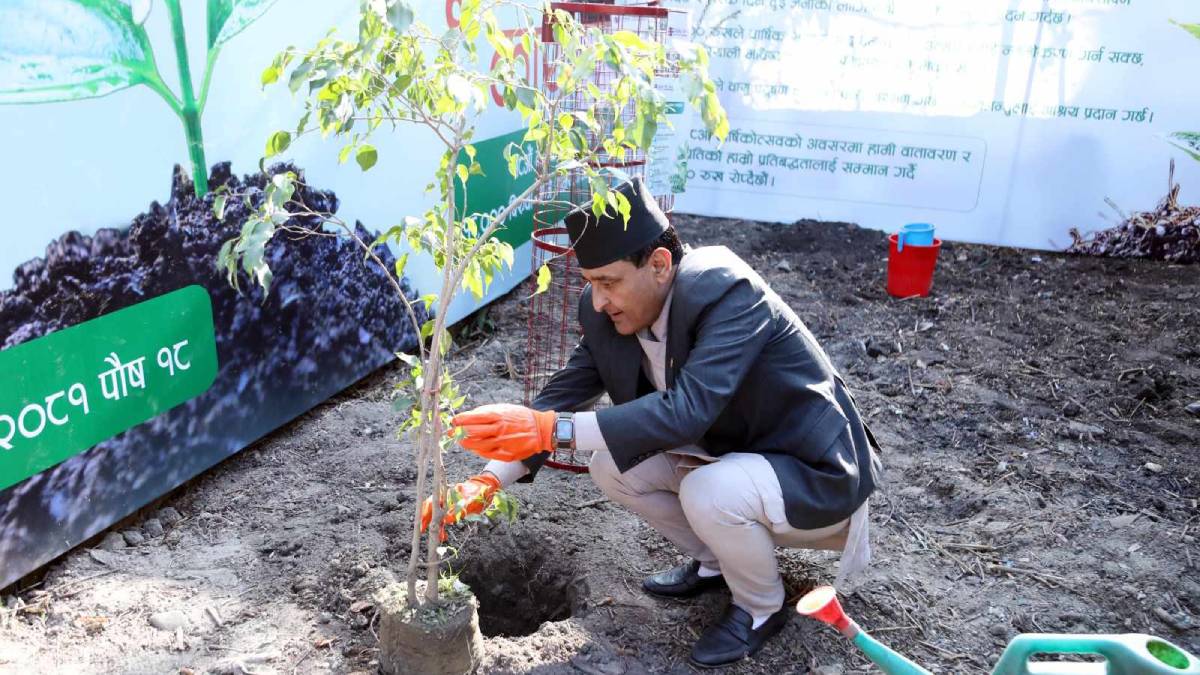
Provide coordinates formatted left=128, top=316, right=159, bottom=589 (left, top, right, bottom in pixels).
left=450, top=403, right=556, bottom=462
left=419, top=473, right=502, bottom=541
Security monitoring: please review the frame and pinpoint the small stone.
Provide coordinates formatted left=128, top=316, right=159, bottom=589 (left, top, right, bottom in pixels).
left=1185, top=401, right=1200, bottom=416
left=813, top=666, right=844, bottom=675
left=865, top=337, right=897, bottom=358
left=1154, top=607, right=1195, bottom=631
left=149, top=610, right=188, bottom=632
left=1061, top=401, right=1083, bottom=418
left=775, top=259, right=792, bottom=272
left=121, top=530, right=145, bottom=546
left=596, top=658, right=625, bottom=675
left=292, top=575, right=318, bottom=592
left=158, top=507, right=183, bottom=527
left=319, top=612, right=332, bottom=624
left=1144, top=462, right=1164, bottom=473
left=143, top=518, right=165, bottom=538
left=99, top=532, right=127, bottom=551
left=989, top=623, right=1010, bottom=637
left=1063, top=421, right=1104, bottom=438
left=1110, top=514, right=1139, bottom=528
left=1059, top=612, right=1088, bottom=625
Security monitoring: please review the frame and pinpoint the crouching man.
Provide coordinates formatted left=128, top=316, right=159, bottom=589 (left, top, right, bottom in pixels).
left=424, top=178, right=882, bottom=668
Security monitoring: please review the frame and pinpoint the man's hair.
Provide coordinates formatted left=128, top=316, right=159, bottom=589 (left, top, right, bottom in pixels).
left=623, top=226, right=685, bottom=267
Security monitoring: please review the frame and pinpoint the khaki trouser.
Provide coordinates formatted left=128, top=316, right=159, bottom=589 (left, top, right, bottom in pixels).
left=589, top=447, right=851, bottom=619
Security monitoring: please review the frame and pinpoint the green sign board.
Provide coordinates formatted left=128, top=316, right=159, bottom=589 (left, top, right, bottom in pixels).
left=457, top=127, right=539, bottom=247
left=0, top=286, right=218, bottom=491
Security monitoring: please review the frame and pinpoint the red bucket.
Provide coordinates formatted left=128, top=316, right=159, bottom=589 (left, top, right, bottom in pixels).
left=887, top=233, right=941, bottom=298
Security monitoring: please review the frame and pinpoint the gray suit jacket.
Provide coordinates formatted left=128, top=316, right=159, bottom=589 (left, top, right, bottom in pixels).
left=525, top=246, right=882, bottom=529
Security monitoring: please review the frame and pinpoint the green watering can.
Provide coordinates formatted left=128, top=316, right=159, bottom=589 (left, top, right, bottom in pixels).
left=797, top=586, right=1200, bottom=675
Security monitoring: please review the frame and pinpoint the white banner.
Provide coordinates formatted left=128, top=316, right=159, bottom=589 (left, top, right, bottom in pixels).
left=670, top=0, right=1200, bottom=250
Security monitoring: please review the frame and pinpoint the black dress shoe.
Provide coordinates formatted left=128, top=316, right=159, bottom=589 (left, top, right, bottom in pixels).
left=688, top=604, right=790, bottom=669
left=641, top=559, right=726, bottom=598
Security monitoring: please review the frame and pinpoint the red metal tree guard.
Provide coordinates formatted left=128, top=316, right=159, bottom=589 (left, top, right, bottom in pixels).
left=524, top=1, right=678, bottom=472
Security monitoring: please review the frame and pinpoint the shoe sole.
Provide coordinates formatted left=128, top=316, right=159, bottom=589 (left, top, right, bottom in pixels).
left=687, top=649, right=754, bottom=669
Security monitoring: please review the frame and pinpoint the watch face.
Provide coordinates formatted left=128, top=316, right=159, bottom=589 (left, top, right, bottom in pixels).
left=555, top=418, right=573, bottom=441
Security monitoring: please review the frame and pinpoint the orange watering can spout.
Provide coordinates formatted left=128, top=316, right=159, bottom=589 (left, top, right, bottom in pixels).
left=796, top=585, right=856, bottom=638
left=797, top=586, right=932, bottom=675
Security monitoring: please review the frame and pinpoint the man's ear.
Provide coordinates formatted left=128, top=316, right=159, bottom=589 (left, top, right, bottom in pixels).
left=650, top=247, right=673, bottom=278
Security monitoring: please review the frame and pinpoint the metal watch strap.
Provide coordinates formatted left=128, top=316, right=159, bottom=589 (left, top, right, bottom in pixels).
left=555, top=412, right=575, bottom=451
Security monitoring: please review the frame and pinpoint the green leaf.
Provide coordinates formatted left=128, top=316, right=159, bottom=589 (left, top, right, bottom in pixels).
left=217, top=238, right=237, bottom=286
left=591, top=191, right=607, bottom=219
left=208, top=0, right=281, bottom=50
left=338, top=143, right=353, bottom=165
left=514, top=85, right=535, bottom=110
left=287, top=59, right=312, bottom=94
left=702, top=91, right=729, bottom=142
left=637, top=114, right=657, bottom=148
left=265, top=130, right=291, bottom=157
left=464, top=265, right=484, bottom=299
left=422, top=294, right=438, bottom=311
left=394, top=252, right=409, bottom=278
left=455, top=163, right=469, bottom=185
left=611, top=30, right=650, bottom=51
left=534, top=263, right=552, bottom=295
left=356, top=144, right=378, bottom=171
left=0, top=0, right=158, bottom=104
left=614, top=190, right=631, bottom=226
left=420, top=319, right=436, bottom=339
left=391, top=395, right=413, bottom=413
left=213, top=193, right=228, bottom=221
left=1172, top=20, right=1200, bottom=42
left=261, top=64, right=281, bottom=87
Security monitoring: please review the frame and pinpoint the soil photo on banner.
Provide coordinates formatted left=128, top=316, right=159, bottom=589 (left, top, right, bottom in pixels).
left=0, top=163, right=425, bottom=588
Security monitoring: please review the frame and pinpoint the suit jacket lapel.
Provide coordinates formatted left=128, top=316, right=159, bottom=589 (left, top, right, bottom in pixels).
left=665, top=292, right=688, bottom=390
left=610, top=333, right=644, bottom=403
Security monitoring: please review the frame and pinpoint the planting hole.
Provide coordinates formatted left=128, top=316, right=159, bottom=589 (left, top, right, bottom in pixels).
left=455, top=530, right=586, bottom=637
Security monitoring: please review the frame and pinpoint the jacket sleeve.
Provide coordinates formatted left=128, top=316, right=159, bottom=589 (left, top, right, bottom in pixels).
left=595, top=277, right=774, bottom=472
left=519, top=334, right=606, bottom=480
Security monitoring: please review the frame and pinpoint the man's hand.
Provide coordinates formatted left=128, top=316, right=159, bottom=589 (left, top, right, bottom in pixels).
left=419, top=473, right=502, bottom=541
left=450, top=403, right=556, bottom=462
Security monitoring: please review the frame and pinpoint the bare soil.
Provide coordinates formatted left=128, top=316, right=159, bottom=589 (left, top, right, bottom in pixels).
left=2, top=215, right=1198, bottom=675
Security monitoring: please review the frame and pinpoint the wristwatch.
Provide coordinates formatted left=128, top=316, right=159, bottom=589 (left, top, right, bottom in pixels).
left=554, top=412, right=575, bottom=451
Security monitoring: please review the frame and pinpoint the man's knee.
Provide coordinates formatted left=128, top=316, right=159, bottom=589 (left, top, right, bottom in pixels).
left=679, top=463, right=758, bottom=528
left=588, top=449, right=629, bottom=500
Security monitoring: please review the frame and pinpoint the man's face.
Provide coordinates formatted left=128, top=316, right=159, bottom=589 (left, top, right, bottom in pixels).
left=581, top=247, right=674, bottom=335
